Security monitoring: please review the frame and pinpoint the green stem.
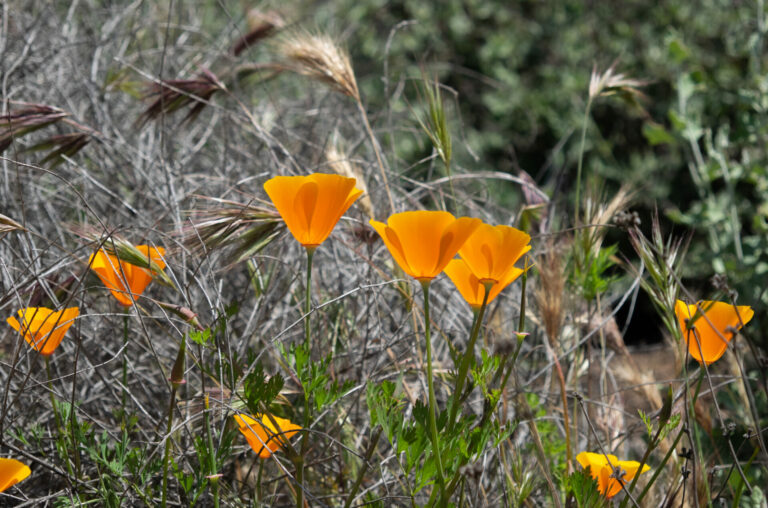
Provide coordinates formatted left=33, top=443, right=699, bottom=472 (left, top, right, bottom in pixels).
left=421, top=281, right=446, bottom=489
left=296, top=246, right=315, bottom=508
left=122, top=311, right=129, bottom=429
left=304, top=247, right=315, bottom=349
left=343, top=426, right=383, bottom=508
left=448, top=282, right=492, bottom=431
left=574, top=96, right=593, bottom=226
left=203, top=394, right=219, bottom=508
left=162, top=334, right=186, bottom=508
left=45, top=356, right=75, bottom=479
left=161, top=384, right=178, bottom=508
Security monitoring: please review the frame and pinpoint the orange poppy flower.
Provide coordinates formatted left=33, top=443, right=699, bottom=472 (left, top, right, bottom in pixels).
left=89, top=246, right=166, bottom=306
left=264, top=173, right=363, bottom=249
left=576, top=451, right=650, bottom=498
left=444, top=258, right=524, bottom=310
left=6, top=307, right=79, bottom=356
left=0, top=458, right=30, bottom=493
left=234, top=413, right=301, bottom=459
left=458, top=223, right=531, bottom=285
left=675, top=299, right=754, bottom=365
left=369, top=211, right=481, bottom=281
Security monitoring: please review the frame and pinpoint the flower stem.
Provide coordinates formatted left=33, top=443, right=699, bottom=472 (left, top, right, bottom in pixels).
left=420, top=281, right=446, bottom=489
left=121, top=311, right=129, bottom=429
left=448, top=282, right=491, bottom=431
left=162, top=334, right=185, bottom=508
left=161, top=384, right=178, bottom=508
left=297, top=246, right=315, bottom=508
left=304, top=247, right=315, bottom=350
left=45, top=357, right=75, bottom=479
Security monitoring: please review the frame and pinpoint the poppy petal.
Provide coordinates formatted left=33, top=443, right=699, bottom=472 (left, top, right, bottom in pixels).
left=0, top=458, right=31, bottom=493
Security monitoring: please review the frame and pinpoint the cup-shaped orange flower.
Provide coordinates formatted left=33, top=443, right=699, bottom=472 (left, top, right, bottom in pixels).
left=576, top=451, right=650, bottom=498
left=89, top=246, right=166, bottom=306
left=458, top=223, right=531, bottom=285
left=6, top=307, right=79, bottom=356
left=675, top=299, right=754, bottom=365
left=369, top=211, right=481, bottom=281
left=444, top=258, right=524, bottom=310
left=234, top=413, right=301, bottom=459
left=0, top=458, right=30, bottom=493
left=264, top=173, right=363, bottom=249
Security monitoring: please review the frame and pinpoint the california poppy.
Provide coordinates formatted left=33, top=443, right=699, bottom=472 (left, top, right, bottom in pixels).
left=234, top=413, right=301, bottom=459
left=444, top=258, right=524, bottom=310
left=458, top=223, right=531, bottom=285
left=576, top=451, right=650, bottom=498
left=0, top=458, right=30, bottom=493
left=369, top=211, right=481, bottom=281
left=89, top=245, right=166, bottom=306
left=675, top=299, right=754, bottom=365
left=6, top=307, right=79, bottom=356
left=264, top=173, right=363, bottom=249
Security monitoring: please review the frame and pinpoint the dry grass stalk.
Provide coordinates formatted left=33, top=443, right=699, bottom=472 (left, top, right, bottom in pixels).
left=584, top=187, right=633, bottom=254
left=279, top=32, right=360, bottom=100
left=326, top=140, right=375, bottom=220
left=0, top=213, right=26, bottom=235
left=0, top=103, right=68, bottom=153
left=181, top=196, right=282, bottom=268
left=137, top=68, right=223, bottom=126
left=589, top=63, right=647, bottom=101
left=231, top=9, right=285, bottom=56
left=536, top=243, right=566, bottom=344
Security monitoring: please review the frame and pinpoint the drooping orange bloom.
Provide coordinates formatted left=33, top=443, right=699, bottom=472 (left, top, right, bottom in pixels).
left=576, top=451, right=650, bottom=498
left=89, top=246, right=166, bottom=306
left=6, top=307, right=79, bottom=356
left=0, top=458, right=31, bottom=493
left=444, top=258, right=524, bottom=310
left=264, top=173, right=363, bottom=249
left=234, top=413, right=301, bottom=459
left=675, top=299, right=754, bottom=365
left=458, top=223, right=531, bottom=285
left=369, top=211, right=481, bottom=281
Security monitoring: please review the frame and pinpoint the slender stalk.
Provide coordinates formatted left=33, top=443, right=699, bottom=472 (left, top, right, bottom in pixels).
left=304, top=247, right=315, bottom=349
left=448, top=282, right=492, bottom=430
left=160, top=383, right=178, bottom=508
left=343, top=426, right=383, bottom=508
left=203, top=394, right=219, bottom=508
left=296, top=246, right=315, bottom=508
left=162, top=334, right=186, bottom=508
left=574, top=96, right=593, bottom=226
left=356, top=99, right=395, bottom=213
left=121, top=311, right=129, bottom=429
left=420, top=280, right=446, bottom=489
left=45, top=357, right=75, bottom=479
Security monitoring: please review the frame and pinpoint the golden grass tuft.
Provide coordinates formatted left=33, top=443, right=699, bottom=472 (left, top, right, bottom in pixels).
left=279, top=32, right=360, bottom=100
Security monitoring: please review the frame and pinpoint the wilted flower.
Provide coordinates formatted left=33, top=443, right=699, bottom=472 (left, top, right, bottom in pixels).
left=6, top=307, right=79, bottom=355
left=0, top=458, right=30, bottom=493
left=89, top=245, right=166, bottom=306
left=234, top=413, right=301, bottom=458
left=264, top=173, right=363, bottom=250
left=576, top=451, right=650, bottom=498
left=369, top=211, right=481, bottom=281
left=675, top=300, right=754, bottom=365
